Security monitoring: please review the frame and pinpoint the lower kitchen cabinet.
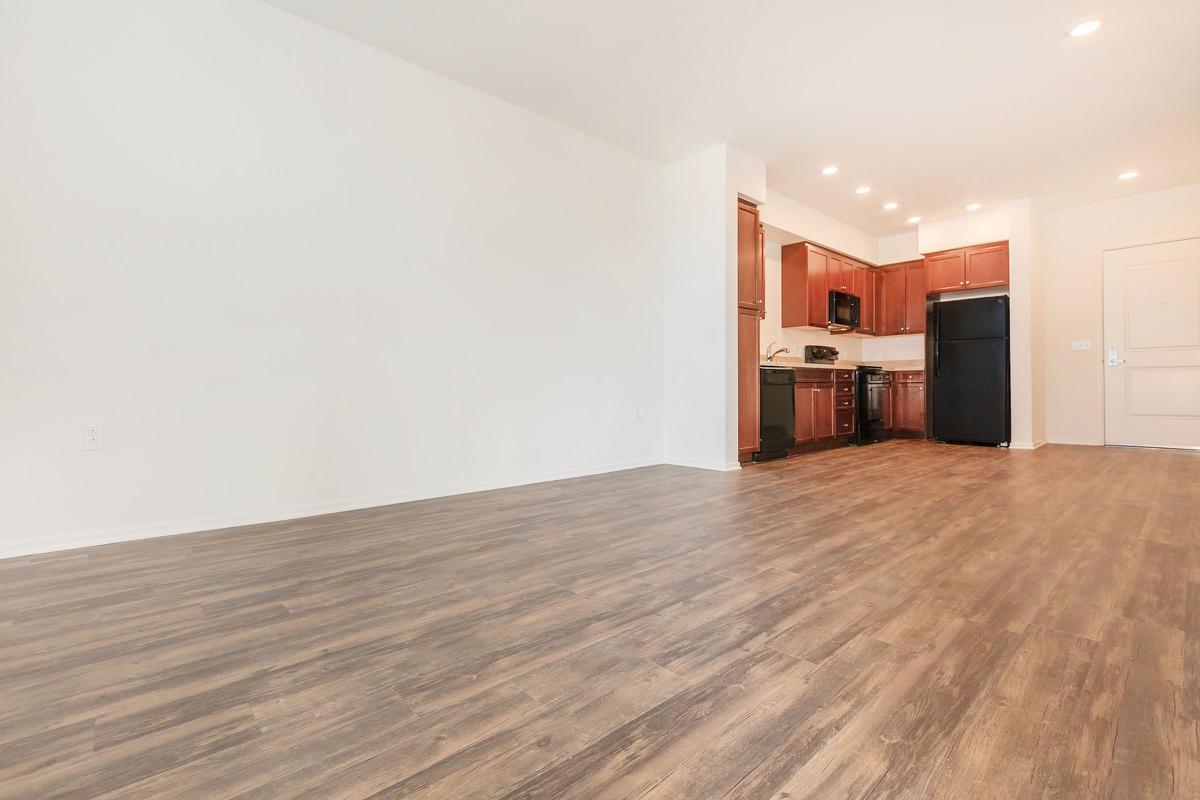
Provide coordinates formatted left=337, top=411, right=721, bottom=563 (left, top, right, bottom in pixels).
left=737, top=311, right=760, bottom=459
left=892, top=371, right=926, bottom=434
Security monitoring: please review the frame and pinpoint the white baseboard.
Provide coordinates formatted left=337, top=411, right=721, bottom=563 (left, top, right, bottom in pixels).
left=1, top=457, right=664, bottom=561
left=662, top=458, right=742, bottom=472
left=1008, top=441, right=1046, bottom=450
left=1045, top=439, right=1103, bottom=447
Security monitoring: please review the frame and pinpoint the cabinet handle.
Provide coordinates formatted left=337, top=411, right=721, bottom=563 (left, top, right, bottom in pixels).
left=965, top=280, right=970, bottom=285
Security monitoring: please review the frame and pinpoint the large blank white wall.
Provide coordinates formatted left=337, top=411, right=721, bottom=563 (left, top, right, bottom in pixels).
left=1042, top=182, right=1200, bottom=444
left=0, top=0, right=666, bottom=557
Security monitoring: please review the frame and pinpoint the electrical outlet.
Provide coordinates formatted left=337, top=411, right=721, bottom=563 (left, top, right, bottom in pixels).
left=83, top=423, right=104, bottom=451
left=1071, top=340, right=1092, bottom=351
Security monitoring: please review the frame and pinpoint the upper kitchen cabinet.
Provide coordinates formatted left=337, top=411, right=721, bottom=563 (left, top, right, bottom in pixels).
left=855, top=264, right=876, bottom=335
left=904, top=260, right=926, bottom=334
left=782, top=242, right=878, bottom=333
left=923, top=241, right=1009, bottom=295
left=737, top=199, right=765, bottom=315
left=782, top=242, right=827, bottom=328
left=877, top=261, right=921, bottom=335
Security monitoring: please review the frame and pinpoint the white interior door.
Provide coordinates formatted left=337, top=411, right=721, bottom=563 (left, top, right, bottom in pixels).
left=1103, top=237, right=1200, bottom=449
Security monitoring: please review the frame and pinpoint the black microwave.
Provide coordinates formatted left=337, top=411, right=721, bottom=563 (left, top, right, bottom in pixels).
left=828, top=290, right=861, bottom=330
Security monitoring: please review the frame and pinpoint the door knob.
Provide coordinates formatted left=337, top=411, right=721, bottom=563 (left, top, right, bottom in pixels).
left=1106, top=346, right=1125, bottom=366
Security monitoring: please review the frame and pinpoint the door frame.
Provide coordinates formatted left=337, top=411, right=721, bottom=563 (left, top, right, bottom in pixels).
left=1100, top=234, right=1200, bottom=450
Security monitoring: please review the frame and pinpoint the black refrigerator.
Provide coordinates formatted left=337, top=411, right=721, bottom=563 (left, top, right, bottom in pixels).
left=932, top=296, right=1010, bottom=446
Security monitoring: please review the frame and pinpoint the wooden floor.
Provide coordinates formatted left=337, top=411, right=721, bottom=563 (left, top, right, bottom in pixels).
left=1, top=441, right=1198, bottom=799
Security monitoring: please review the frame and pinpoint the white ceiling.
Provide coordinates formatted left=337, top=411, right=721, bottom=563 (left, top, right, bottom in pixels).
left=262, top=0, right=1200, bottom=235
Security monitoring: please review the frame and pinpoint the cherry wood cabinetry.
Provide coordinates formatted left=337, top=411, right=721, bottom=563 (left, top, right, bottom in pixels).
left=737, top=312, right=760, bottom=459
left=782, top=242, right=878, bottom=334
left=737, top=199, right=765, bottom=462
left=904, top=261, right=926, bottom=334
left=792, top=368, right=855, bottom=448
left=924, top=241, right=1009, bottom=295
left=877, top=260, right=926, bottom=335
left=858, top=266, right=877, bottom=335
left=892, top=371, right=926, bottom=435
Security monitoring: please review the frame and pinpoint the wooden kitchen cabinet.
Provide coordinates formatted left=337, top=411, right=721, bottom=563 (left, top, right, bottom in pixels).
left=782, top=242, right=829, bottom=328
left=965, top=242, right=1009, bottom=288
left=892, top=371, right=926, bottom=435
left=737, top=312, right=760, bottom=458
left=737, top=200, right=764, bottom=314
left=813, top=386, right=834, bottom=439
left=904, top=261, right=926, bottom=334
left=737, top=199, right=764, bottom=462
left=878, top=264, right=907, bottom=335
left=879, top=260, right=925, bottom=335
left=794, top=384, right=815, bottom=443
left=859, top=267, right=877, bottom=335
left=925, top=249, right=966, bottom=294
left=793, top=383, right=836, bottom=445
left=923, top=241, right=1009, bottom=295
left=782, top=243, right=880, bottom=334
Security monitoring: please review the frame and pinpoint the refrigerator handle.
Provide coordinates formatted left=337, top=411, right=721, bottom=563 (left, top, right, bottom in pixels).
left=933, top=311, right=941, bottom=377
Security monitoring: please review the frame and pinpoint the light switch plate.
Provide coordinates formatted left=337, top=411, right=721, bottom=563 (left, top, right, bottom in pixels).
left=1071, top=340, right=1092, bottom=351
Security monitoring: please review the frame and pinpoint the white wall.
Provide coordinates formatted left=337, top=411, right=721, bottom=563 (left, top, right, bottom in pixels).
left=761, top=190, right=878, bottom=264
left=0, top=0, right=666, bottom=558
left=662, top=145, right=732, bottom=470
left=1042, top=182, right=1200, bottom=445
left=877, top=232, right=921, bottom=265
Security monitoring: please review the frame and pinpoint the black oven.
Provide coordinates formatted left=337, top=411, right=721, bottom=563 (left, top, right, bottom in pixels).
left=851, top=367, right=887, bottom=446
left=828, top=290, right=861, bottom=330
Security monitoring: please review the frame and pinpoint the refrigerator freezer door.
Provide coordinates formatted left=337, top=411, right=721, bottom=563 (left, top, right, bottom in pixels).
left=937, top=296, right=1009, bottom=341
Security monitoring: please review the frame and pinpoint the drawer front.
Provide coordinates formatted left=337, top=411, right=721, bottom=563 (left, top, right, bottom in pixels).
left=834, top=370, right=855, bottom=383
left=835, top=408, right=856, bottom=435
left=835, top=395, right=855, bottom=411
left=893, top=370, right=925, bottom=383
left=794, top=367, right=836, bottom=383
left=835, top=383, right=855, bottom=397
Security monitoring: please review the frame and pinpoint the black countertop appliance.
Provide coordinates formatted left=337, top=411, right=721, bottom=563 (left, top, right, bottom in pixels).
left=932, top=296, right=1011, bottom=446
left=755, top=367, right=795, bottom=461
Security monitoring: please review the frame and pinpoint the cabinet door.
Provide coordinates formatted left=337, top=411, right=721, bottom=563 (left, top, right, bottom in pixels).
left=813, top=386, right=834, bottom=438
left=894, top=383, right=925, bottom=431
left=859, top=268, right=876, bottom=334
left=925, top=250, right=965, bottom=294
left=737, top=311, right=760, bottom=456
left=879, top=266, right=906, bottom=335
left=882, top=384, right=893, bottom=428
left=904, top=261, right=926, bottom=334
left=964, top=242, right=1009, bottom=289
left=829, top=256, right=850, bottom=292
left=805, top=246, right=830, bottom=327
left=737, top=201, right=761, bottom=311
left=794, top=384, right=814, bottom=444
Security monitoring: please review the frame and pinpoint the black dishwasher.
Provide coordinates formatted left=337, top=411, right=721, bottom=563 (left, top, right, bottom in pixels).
left=755, top=368, right=795, bottom=461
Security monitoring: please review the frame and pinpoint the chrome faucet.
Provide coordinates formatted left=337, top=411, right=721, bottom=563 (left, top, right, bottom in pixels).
left=765, top=342, right=790, bottom=362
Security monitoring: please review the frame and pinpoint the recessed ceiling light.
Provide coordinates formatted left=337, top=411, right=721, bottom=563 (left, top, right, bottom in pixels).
left=965, top=203, right=982, bottom=211
left=1118, top=170, right=1139, bottom=180
left=855, top=186, right=871, bottom=194
left=1069, top=18, right=1102, bottom=37
left=907, top=216, right=922, bottom=224
left=821, top=164, right=839, bottom=175
left=883, top=202, right=899, bottom=210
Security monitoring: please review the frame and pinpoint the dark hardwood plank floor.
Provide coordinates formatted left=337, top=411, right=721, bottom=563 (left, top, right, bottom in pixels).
left=1, top=441, right=1197, bottom=799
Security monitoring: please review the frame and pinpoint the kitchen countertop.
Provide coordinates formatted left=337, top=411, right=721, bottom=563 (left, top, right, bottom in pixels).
left=759, top=357, right=925, bottom=371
